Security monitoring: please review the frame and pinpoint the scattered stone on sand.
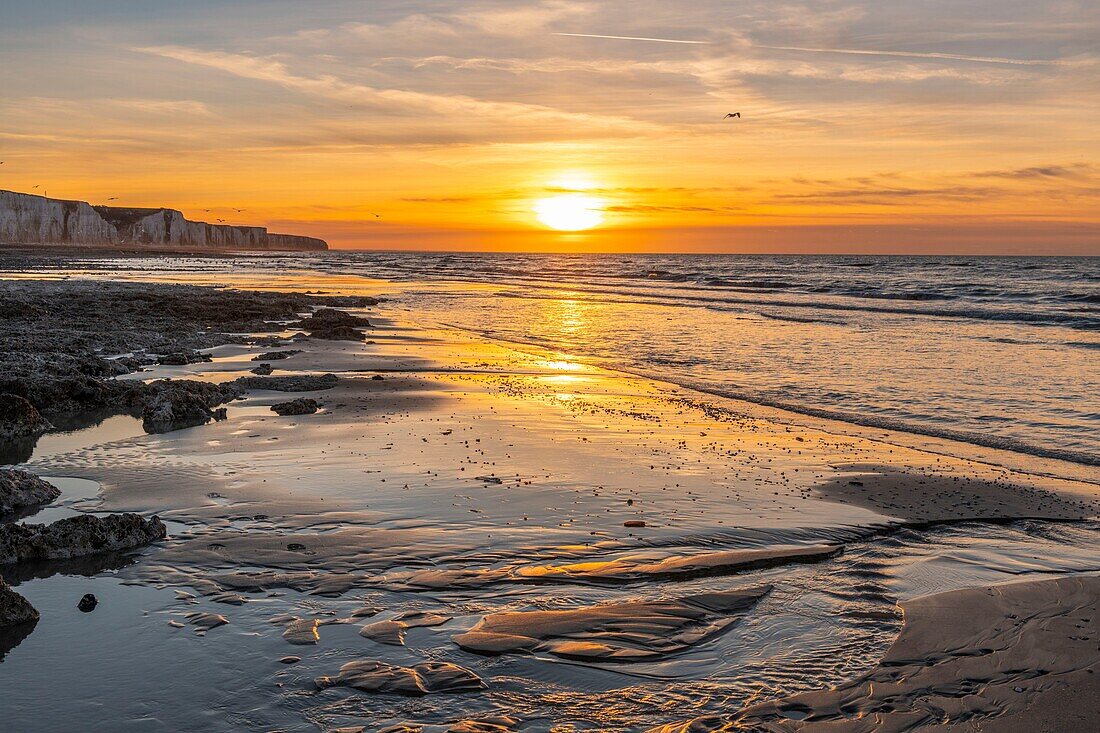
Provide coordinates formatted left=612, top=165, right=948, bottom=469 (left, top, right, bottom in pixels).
left=315, top=659, right=485, bottom=696
left=0, top=394, right=52, bottom=442
left=624, top=520, right=646, bottom=528
left=252, top=350, right=302, bottom=362
left=371, top=374, right=385, bottom=381
left=360, top=610, right=451, bottom=646
left=454, top=587, right=770, bottom=662
left=0, top=513, right=167, bottom=565
left=156, top=351, right=212, bottom=366
left=652, top=575, right=1100, bottom=732
left=185, top=611, right=229, bottom=633
left=271, top=398, right=319, bottom=416
left=0, top=575, right=39, bottom=628
left=250, top=363, right=274, bottom=375
left=230, top=374, right=339, bottom=392
left=77, top=593, right=97, bottom=612
left=0, top=469, right=61, bottom=516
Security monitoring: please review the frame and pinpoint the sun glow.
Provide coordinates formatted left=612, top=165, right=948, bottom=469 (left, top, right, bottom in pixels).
left=534, top=194, right=605, bottom=231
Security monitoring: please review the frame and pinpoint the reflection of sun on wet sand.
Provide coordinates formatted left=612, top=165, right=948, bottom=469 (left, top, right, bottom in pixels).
left=1, top=276, right=1098, bottom=731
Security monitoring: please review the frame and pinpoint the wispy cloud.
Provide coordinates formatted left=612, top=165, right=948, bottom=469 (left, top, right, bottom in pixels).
left=755, top=45, right=1063, bottom=66
left=553, top=32, right=709, bottom=44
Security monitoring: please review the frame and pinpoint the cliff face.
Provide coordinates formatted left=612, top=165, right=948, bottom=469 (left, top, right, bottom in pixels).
left=0, top=190, right=327, bottom=251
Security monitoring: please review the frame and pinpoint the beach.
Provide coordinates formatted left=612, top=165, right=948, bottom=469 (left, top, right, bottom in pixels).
left=1, top=264, right=1098, bottom=732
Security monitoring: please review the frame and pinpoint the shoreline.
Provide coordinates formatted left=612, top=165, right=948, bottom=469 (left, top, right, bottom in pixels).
left=1, top=273, right=1098, bottom=731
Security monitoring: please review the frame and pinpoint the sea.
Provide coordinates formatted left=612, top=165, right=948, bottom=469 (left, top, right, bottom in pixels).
left=27, top=251, right=1100, bottom=465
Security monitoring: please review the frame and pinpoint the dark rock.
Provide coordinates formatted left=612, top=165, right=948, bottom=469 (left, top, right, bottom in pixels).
left=77, top=593, right=97, bottom=612
left=296, top=308, right=370, bottom=329
left=211, top=407, right=228, bottom=421
left=252, top=350, right=302, bottom=362
left=294, top=308, right=370, bottom=341
left=0, top=513, right=167, bottom=565
left=0, top=469, right=61, bottom=516
left=230, top=374, right=338, bottom=392
left=250, top=363, right=274, bottom=375
left=0, top=575, right=38, bottom=628
left=0, top=394, right=52, bottom=442
left=142, top=388, right=223, bottom=434
left=308, top=324, right=365, bottom=341
left=157, top=351, right=212, bottom=366
left=271, top=398, right=319, bottom=417
left=371, top=375, right=385, bottom=381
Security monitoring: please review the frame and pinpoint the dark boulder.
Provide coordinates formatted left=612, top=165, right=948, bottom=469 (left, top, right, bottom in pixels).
left=0, top=576, right=38, bottom=628
left=230, top=374, right=338, bottom=392
left=250, top=363, right=274, bottom=375
left=252, top=350, right=301, bottom=362
left=157, top=351, right=212, bottom=366
left=136, top=380, right=241, bottom=434
left=0, top=394, right=52, bottom=442
left=0, top=513, right=167, bottom=565
left=0, top=469, right=61, bottom=516
left=271, top=398, right=319, bottom=416
left=77, top=593, right=98, bottom=612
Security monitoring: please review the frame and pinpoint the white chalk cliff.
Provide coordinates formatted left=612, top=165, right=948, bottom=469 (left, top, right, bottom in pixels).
left=0, top=190, right=327, bottom=251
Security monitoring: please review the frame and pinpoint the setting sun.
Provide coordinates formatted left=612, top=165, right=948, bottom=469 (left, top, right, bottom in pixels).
left=534, top=194, right=605, bottom=231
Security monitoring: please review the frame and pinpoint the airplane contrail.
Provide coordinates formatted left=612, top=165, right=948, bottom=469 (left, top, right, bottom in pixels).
left=756, top=44, right=1059, bottom=66
left=553, top=32, right=709, bottom=45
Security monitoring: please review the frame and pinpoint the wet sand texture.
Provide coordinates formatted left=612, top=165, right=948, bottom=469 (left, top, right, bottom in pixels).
left=818, top=465, right=1099, bottom=522
left=397, top=545, right=840, bottom=590
left=315, top=659, right=486, bottom=696
left=651, top=575, right=1100, bottom=732
left=454, top=586, right=770, bottom=662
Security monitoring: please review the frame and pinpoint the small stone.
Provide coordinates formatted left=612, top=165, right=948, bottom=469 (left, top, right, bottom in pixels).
left=250, top=363, right=274, bottom=376
left=371, top=374, right=385, bottom=381
left=624, top=520, right=646, bottom=528
left=77, top=593, right=98, bottom=612
left=279, top=656, right=301, bottom=665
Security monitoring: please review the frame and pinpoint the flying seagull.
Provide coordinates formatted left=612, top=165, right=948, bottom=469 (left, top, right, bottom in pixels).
left=233, top=208, right=245, bottom=213
left=371, top=212, right=382, bottom=218
left=107, top=197, right=118, bottom=201
left=724, top=112, right=741, bottom=119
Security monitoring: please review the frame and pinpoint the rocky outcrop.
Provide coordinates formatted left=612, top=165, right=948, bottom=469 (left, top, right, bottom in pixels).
left=138, top=380, right=240, bottom=434
left=0, top=470, right=61, bottom=516
left=294, top=308, right=371, bottom=341
left=1, top=190, right=327, bottom=251
left=0, top=513, right=167, bottom=565
left=271, top=398, right=319, bottom=416
left=230, top=374, right=339, bottom=392
left=0, top=394, right=52, bottom=442
left=0, top=576, right=38, bottom=628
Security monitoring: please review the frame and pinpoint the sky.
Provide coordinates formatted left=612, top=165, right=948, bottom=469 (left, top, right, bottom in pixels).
left=1, top=0, right=1098, bottom=254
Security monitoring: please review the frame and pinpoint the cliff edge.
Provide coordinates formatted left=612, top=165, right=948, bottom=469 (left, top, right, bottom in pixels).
left=0, top=190, right=327, bottom=251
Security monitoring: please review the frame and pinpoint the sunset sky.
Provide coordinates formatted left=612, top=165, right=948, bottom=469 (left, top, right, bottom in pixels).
left=1, top=1, right=1098, bottom=253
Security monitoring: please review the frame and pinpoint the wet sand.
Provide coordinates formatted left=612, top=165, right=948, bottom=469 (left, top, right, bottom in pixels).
left=1, top=274, right=1098, bottom=732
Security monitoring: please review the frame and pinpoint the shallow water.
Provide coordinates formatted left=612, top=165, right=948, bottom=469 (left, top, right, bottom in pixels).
left=1, top=261, right=1098, bottom=732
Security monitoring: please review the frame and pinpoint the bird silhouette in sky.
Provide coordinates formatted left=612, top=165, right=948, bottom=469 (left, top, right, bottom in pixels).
left=372, top=212, right=382, bottom=218
left=107, top=197, right=118, bottom=201
left=724, top=112, right=741, bottom=119
left=233, top=208, right=245, bottom=213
